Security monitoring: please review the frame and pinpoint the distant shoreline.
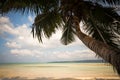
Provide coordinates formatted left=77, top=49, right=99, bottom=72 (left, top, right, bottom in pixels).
left=49, top=60, right=106, bottom=63
left=0, top=60, right=106, bottom=64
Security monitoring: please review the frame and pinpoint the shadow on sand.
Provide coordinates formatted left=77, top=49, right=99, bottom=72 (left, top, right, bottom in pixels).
left=0, top=77, right=120, bottom=80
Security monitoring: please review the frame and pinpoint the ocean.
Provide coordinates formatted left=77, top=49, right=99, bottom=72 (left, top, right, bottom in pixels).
left=0, top=63, right=119, bottom=80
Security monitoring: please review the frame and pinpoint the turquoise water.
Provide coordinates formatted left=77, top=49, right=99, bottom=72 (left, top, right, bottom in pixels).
left=0, top=63, right=119, bottom=80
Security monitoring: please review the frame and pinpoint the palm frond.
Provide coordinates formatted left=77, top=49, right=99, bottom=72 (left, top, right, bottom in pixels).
left=101, top=0, right=120, bottom=5
left=83, top=19, right=119, bottom=48
left=91, top=0, right=120, bottom=5
left=81, top=2, right=120, bottom=49
left=0, top=0, right=59, bottom=14
left=90, top=6, right=115, bottom=26
left=32, top=11, right=62, bottom=42
left=112, top=21, right=120, bottom=35
left=61, top=17, right=75, bottom=45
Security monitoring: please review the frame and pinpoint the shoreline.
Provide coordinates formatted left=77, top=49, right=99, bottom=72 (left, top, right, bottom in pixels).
left=0, top=77, right=120, bottom=80
left=0, top=63, right=119, bottom=80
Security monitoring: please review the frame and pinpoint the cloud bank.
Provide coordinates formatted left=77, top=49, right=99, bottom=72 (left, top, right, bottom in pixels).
left=0, top=16, right=98, bottom=63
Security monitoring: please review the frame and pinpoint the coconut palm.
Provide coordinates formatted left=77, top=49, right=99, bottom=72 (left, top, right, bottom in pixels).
left=0, top=0, right=120, bottom=75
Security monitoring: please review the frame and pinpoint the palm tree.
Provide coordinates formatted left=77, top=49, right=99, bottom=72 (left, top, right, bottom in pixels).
left=0, top=0, right=120, bottom=75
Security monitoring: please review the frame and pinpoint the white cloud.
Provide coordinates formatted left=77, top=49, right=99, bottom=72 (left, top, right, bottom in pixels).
left=10, top=49, right=43, bottom=56
left=0, top=16, right=18, bottom=35
left=0, top=16, right=10, bottom=23
left=49, top=50, right=97, bottom=61
left=28, top=15, right=34, bottom=23
left=6, top=42, right=21, bottom=48
left=0, top=16, right=83, bottom=49
left=0, top=16, right=98, bottom=62
left=11, top=49, right=33, bottom=56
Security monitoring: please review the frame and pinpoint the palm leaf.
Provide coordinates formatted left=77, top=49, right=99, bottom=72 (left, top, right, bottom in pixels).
left=101, top=0, right=120, bottom=5
left=0, top=0, right=59, bottom=14
left=82, top=3, right=120, bottom=49
left=91, top=0, right=120, bottom=5
left=61, top=17, right=75, bottom=45
left=32, top=11, right=62, bottom=42
left=90, top=5, right=116, bottom=26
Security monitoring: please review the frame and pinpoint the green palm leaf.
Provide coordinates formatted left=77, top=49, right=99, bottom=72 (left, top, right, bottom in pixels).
left=61, top=17, right=75, bottom=45
left=32, top=10, right=62, bottom=42
left=83, top=18, right=119, bottom=49
left=101, top=0, right=120, bottom=5
left=82, top=2, right=120, bottom=49
left=90, top=0, right=120, bottom=5
left=0, top=0, right=59, bottom=14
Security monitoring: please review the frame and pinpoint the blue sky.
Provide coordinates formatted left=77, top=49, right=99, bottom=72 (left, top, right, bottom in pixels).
left=0, top=11, right=99, bottom=63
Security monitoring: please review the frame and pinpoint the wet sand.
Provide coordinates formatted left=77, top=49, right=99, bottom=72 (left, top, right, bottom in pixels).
left=0, top=77, right=120, bottom=80
left=0, top=63, right=119, bottom=80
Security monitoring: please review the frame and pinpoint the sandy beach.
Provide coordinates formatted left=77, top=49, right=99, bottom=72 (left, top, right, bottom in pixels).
left=0, top=77, right=120, bottom=80
left=0, top=63, right=120, bottom=80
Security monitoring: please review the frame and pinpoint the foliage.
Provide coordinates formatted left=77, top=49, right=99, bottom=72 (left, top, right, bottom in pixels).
left=0, top=0, right=120, bottom=74
left=0, top=0, right=120, bottom=46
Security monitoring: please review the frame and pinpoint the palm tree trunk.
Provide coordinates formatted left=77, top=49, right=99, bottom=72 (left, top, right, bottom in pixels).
left=74, top=19, right=120, bottom=75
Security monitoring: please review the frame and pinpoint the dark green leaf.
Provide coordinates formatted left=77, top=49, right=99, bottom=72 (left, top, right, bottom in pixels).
left=32, top=11, right=62, bottom=42
left=61, top=17, right=75, bottom=45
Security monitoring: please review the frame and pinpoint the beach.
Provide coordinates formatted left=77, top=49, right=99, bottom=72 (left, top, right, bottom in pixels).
left=0, top=63, right=119, bottom=80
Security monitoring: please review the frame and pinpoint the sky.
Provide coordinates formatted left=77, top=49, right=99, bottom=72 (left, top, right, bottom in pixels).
left=0, top=11, right=99, bottom=63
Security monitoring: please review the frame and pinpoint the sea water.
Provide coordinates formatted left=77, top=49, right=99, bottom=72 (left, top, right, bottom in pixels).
left=0, top=63, right=119, bottom=80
